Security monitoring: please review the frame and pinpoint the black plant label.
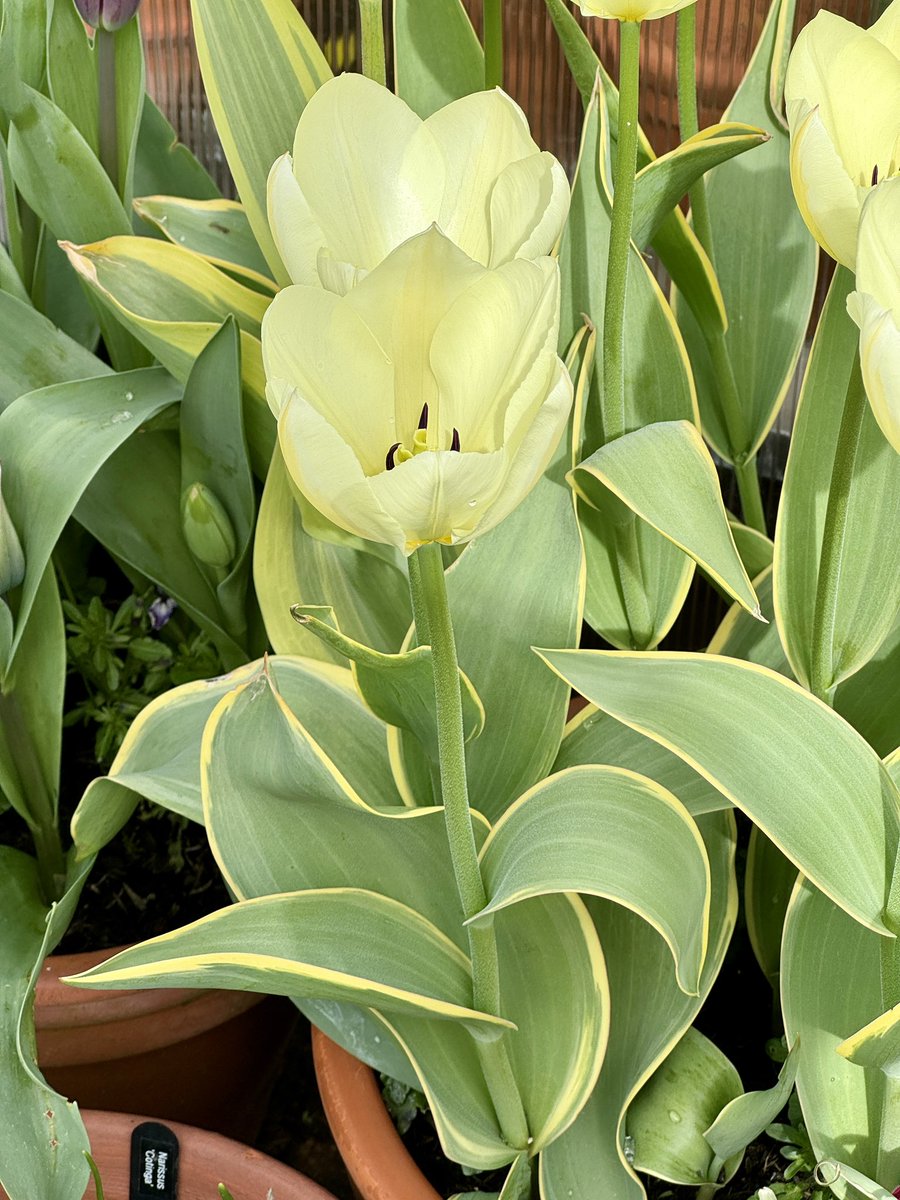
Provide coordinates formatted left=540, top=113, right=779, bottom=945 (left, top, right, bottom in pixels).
left=129, top=1121, right=179, bottom=1199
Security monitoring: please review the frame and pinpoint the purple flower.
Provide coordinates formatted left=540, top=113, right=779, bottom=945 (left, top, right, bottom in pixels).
left=148, top=595, right=177, bottom=631
left=74, top=0, right=142, bottom=31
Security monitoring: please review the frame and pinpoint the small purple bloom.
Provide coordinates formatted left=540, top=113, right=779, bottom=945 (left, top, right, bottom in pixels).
left=148, top=595, right=177, bottom=631
left=74, top=0, right=142, bottom=31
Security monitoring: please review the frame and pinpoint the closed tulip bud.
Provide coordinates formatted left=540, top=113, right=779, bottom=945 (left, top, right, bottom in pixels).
left=847, top=177, right=900, bottom=453
left=181, top=483, right=237, bottom=570
left=575, top=0, right=698, bottom=19
left=263, top=227, right=572, bottom=554
left=74, top=0, right=141, bottom=31
left=0, top=468, right=25, bottom=597
left=785, top=4, right=900, bottom=269
left=266, top=74, right=569, bottom=292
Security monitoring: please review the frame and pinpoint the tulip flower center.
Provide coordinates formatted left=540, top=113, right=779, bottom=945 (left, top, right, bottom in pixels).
left=385, top=404, right=461, bottom=471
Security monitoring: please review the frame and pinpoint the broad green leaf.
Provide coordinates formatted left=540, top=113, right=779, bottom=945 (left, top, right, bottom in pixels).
left=290, top=605, right=484, bottom=760
left=393, top=0, right=484, bottom=118
left=0, top=240, right=29, bottom=305
left=632, top=123, right=769, bottom=249
left=774, top=267, right=900, bottom=696
left=133, top=97, right=220, bottom=202
left=728, top=518, right=774, bottom=580
left=498, top=1155, right=531, bottom=1200
left=64, top=889, right=512, bottom=1033
left=539, top=812, right=737, bottom=1200
left=108, top=15, right=146, bottom=210
left=190, top=0, right=332, bottom=284
left=0, top=847, right=90, bottom=1200
left=627, top=1028, right=743, bottom=1187
left=0, top=0, right=46, bottom=122
left=30, top=229, right=99, bottom=350
left=0, top=367, right=181, bottom=666
left=835, top=621, right=900, bottom=759
left=46, top=0, right=98, bottom=155
left=542, top=0, right=726, bottom=335
left=538, top=649, right=900, bottom=934
left=673, top=0, right=817, bottom=463
left=704, top=1048, right=798, bottom=1163
left=474, top=765, right=710, bottom=995
left=255, top=449, right=411, bottom=661
left=571, top=421, right=760, bottom=617
left=782, top=879, right=900, bottom=1196
left=554, top=704, right=730, bottom=818
left=134, top=196, right=275, bottom=291
left=60, top=236, right=274, bottom=473
left=707, top=566, right=789, bottom=674
left=744, top=826, right=795, bottom=989
left=0, top=292, right=108, bottom=412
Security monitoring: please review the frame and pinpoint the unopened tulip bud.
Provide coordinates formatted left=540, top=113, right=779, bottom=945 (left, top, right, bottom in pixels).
left=0, top=468, right=25, bottom=597
left=74, top=0, right=142, bottom=32
left=181, top=483, right=237, bottom=570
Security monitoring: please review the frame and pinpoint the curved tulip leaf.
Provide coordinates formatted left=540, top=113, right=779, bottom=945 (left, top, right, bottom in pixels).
left=190, top=0, right=331, bottom=284
left=46, top=0, right=99, bottom=156
left=560, top=87, right=696, bottom=650
left=540, top=812, right=737, bottom=1200
left=782, top=879, right=900, bottom=1195
left=632, top=123, right=769, bottom=249
left=133, top=97, right=220, bottom=203
left=744, top=826, right=796, bottom=989
left=133, top=196, right=275, bottom=291
left=674, top=0, right=817, bottom=464
left=627, top=1028, right=743, bottom=1188
left=473, top=765, right=710, bottom=995
left=554, top=704, right=730, bottom=818
left=728, top=519, right=774, bottom=580
left=538, top=648, right=900, bottom=934
left=704, top=1048, right=798, bottom=1164
left=255, top=449, right=412, bottom=661
left=834, top=620, right=900, bottom=759
left=542, top=0, right=726, bottom=334
left=707, top=566, right=790, bottom=674
left=393, top=0, right=483, bottom=118
left=0, top=292, right=108, bottom=413
left=60, top=237, right=273, bottom=474
left=571, top=421, right=760, bottom=618
left=774, top=267, right=900, bottom=696
left=838, top=1005, right=900, bottom=1079
left=64, top=889, right=513, bottom=1034
left=0, top=368, right=181, bottom=668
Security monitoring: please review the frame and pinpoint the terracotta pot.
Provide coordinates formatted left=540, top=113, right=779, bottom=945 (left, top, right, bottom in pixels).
left=0, top=1110, right=337, bottom=1200
left=312, top=1029, right=440, bottom=1200
left=36, top=945, right=297, bottom=1142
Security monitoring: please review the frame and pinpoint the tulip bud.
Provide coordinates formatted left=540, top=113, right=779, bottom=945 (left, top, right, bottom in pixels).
left=74, top=0, right=142, bottom=32
left=0, top=468, right=25, bottom=597
left=181, top=483, right=237, bottom=570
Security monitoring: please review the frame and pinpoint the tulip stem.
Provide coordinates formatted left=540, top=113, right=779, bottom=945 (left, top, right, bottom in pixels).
left=483, top=0, right=504, bottom=90
left=357, top=0, right=387, bottom=88
left=602, top=19, right=641, bottom=444
left=808, top=348, right=867, bottom=704
left=96, top=27, right=119, bottom=190
left=675, top=7, right=767, bottom=534
left=406, top=553, right=430, bottom=647
left=414, top=542, right=530, bottom=1151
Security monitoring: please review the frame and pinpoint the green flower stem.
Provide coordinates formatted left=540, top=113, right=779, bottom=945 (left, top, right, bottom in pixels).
left=483, top=0, right=504, bottom=90
left=358, top=0, right=387, bottom=87
left=676, top=7, right=767, bottom=534
left=414, top=542, right=529, bottom=1149
left=601, top=19, right=641, bottom=443
left=406, top=552, right=430, bottom=647
left=808, top=349, right=867, bottom=704
left=96, top=27, right=118, bottom=189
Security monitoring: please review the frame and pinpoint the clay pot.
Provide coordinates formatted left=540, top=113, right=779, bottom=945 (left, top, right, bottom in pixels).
left=36, top=946, right=297, bottom=1142
left=312, top=1029, right=440, bottom=1200
left=14, top=1110, right=338, bottom=1200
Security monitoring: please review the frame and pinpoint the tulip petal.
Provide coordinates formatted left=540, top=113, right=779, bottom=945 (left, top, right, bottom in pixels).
left=427, top=90, right=540, bottom=265
left=278, top=390, right=405, bottom=548
left=262, top=284, right=394, bottom=475
left=576, top=0, right=698, bottom=18
left=488, top=153, right=570, bottom=267
left=266, top=153, right=323, bottom=287
left=430, top=256, right=560, bottom=452
left=367, top=448, right=507, bottom=549
left=855, top=179, right=900, bottom=323
left=291, top=74, right=444, bottom=271
left=788, top=104, right=860, bottom=268
left=848, top=291, right=900, bottom=454
left=872, top=0, right=900, bottom=57
left=315, top=248, right=367, bottom=296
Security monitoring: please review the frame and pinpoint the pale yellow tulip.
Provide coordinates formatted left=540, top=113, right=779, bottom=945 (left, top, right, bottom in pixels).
left=262, top=228, right=572, bottom=553
left=575, top=0, right=697, bottom=19
left=266, top=74, right=569, bottom=292
left=785, top=4, right=900, bottom=268
left=847, top=177, right=900, bottom=452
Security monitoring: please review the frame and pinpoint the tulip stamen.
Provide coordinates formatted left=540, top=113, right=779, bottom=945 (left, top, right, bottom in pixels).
left=872, top=164, right=880, bottom=186
left=386, top=442, right=401, bottom=471
left=417, top=404, right=429, bottom=431
left=450, top=428, right=461, bottom=452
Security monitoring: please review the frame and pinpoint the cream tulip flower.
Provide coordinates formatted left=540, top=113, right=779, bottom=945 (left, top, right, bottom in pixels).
left=574, top=0, right=697, bottom=20
left=266, top=73, right=569, bottom=293
left=847, top=177, right=900, bottom=452
left=784, top=4, right=900, bottom=269
left=262, top=228, right=573, bottom=553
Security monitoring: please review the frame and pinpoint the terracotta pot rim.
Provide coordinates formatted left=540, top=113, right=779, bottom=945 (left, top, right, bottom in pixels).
left=312, top=1028, right=441, bottom=1200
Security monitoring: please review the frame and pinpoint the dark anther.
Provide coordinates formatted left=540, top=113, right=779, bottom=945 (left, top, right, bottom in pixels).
left=417, top=403, right=429, bottom=430
left=450, top=428, right=460, bottom=452
left=872, top=164, right=880, bottom=186
left=385, top=442, right=401, bottom=471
